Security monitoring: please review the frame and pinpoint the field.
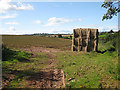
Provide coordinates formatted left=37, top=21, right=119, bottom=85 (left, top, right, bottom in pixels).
left=49, top=34, right=72, bottom=37
left=2, top=34, right=119, bottom=88
left=2, top=35, right=71, bottom=50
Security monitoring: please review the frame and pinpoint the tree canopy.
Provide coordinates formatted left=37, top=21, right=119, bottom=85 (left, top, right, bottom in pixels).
left=101, top=0, right=120, bottom=21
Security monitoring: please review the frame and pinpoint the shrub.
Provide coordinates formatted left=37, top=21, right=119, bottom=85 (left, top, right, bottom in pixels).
left=104, top=31, right=120, bottom=51
left=58, top=34, right=62, bottom=38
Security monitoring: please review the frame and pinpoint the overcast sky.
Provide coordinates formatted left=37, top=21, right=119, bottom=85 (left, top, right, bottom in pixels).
left=0, top=0, right=118, bottom=35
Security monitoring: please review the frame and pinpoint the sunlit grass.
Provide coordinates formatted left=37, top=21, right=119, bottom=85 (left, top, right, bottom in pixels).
left=2, top=34, right=119, bottom=88
left=55, top=51, right=118, bottom=88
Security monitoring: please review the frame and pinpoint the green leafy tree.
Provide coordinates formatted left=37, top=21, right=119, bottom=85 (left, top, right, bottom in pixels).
left=101, top=0, right=120, bottom=21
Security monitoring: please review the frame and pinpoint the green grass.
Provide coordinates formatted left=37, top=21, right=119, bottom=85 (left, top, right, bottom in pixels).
left=98, top=34, right=107, bottom=38
left=2, top=34, right=119, bottom=88
left=2, top=46, right=32, bottom=68
left=3, top=50, right=118, bottom=88
left=2, top=49, right=50, bottom=88
left=2, top=35, right=71, bottom=50
left=55, top=51, right=118, bottom=88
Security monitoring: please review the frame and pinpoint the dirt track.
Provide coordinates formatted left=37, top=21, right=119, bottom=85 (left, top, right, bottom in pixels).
left=23, top=47, right=65, bottom=88
left=2, top=47, right=65, bottom=88
left=25, top=69, right=65, bottom=88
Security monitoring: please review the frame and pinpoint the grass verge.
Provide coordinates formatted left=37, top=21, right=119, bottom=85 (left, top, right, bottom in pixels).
left=55, top=51, right=118, bottom=88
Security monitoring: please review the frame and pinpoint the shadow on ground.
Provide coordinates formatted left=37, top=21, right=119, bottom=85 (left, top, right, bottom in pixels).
left=2, top=45, right=32, bottom=62
left=97, top=47, right=116, bottom=54
left=2, top=68, right=65, bottom=88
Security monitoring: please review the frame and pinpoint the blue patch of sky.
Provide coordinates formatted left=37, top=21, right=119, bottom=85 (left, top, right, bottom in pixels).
left=1, top=2, right=118, bottom=34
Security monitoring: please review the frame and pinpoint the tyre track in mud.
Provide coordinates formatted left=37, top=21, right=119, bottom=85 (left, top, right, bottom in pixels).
left=21, top=46, right=65, bottom=88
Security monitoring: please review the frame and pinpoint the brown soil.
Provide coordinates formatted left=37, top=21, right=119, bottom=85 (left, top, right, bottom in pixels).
left=2, top=47, right=65, bottom=88
left=25, top=69, right=65, bottom=88
left=2, top=69, right=65, bottom=88
left=20, top=46, right=61, bottom=53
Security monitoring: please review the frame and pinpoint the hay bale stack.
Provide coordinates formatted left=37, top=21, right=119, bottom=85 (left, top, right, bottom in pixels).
left=72, top=28, right=98, bottom=52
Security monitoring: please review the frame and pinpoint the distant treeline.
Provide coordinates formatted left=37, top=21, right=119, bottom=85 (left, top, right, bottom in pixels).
left=32, top=33, right=72, bottom=35
left=99, top=30, right=119, bottom=35
left=30, top=33, right=72, bottom=39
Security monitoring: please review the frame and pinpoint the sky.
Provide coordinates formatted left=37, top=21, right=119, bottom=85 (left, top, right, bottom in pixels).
left=0, top=0, right=118, bottom=35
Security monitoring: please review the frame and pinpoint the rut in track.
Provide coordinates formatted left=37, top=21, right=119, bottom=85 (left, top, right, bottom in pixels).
left=21, top=46, right=65, bottom=88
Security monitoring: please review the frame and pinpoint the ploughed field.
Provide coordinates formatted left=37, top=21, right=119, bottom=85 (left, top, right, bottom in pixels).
left=2, top=35, right=119, bottom=88
left=2, top=35, right=72, bottom=50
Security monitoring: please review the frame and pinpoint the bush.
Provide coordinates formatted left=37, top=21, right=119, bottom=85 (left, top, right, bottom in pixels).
left=70, top=36, right=72, bottom=39
left=104, top=32, right=120, bottom=51
left=58, top=34, right=62, bottom=38
left=63, top=36, right=72, bottom=40
left=63, top=36, right=69, bottom=39
left=108, top=30, right=114, bottom=33
left=99, top=32, right=106, bottom=35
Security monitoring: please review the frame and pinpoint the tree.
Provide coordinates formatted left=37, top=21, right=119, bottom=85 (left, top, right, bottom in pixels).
left=101, top=0, right=120, bottom=21
left=58, top=34, right=62, bottom=38
left=70, top=35, right=72, bottom=39
left=108, top=30, right=114, bottom=33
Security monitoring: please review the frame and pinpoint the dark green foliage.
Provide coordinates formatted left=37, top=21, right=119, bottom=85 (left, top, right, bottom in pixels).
left=32, top=33, right=51, bottom=37
left=101, top=1, right=120, bottom=21
left=58, top=34, right=62, bottom=38
left=63, top=36, right=72, bottom=40
left=63, top=36, right=69, bottom=39
left=104, top=31, right=120, bottom=51
left=2, top=45, right=15, bottom=61
left=2, top=45, right=31, bottom=62
left=99, top=32, right=107, bottom=35
left=108, top=30, right=114, bottom=33
left=70, top=36, right=72, bottom=39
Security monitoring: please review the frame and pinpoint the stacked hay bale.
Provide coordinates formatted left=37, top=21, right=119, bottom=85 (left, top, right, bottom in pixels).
left=72, top=28, right=98, bottom=52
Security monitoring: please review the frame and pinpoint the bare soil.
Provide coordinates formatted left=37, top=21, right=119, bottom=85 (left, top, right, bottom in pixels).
left=21, top=46, right=62, bottom=53
left=25, top=69, right=65, bottom=88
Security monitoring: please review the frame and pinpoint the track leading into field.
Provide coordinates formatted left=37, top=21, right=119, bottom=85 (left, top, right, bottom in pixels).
left=21, top=46, right=65, bottom=88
